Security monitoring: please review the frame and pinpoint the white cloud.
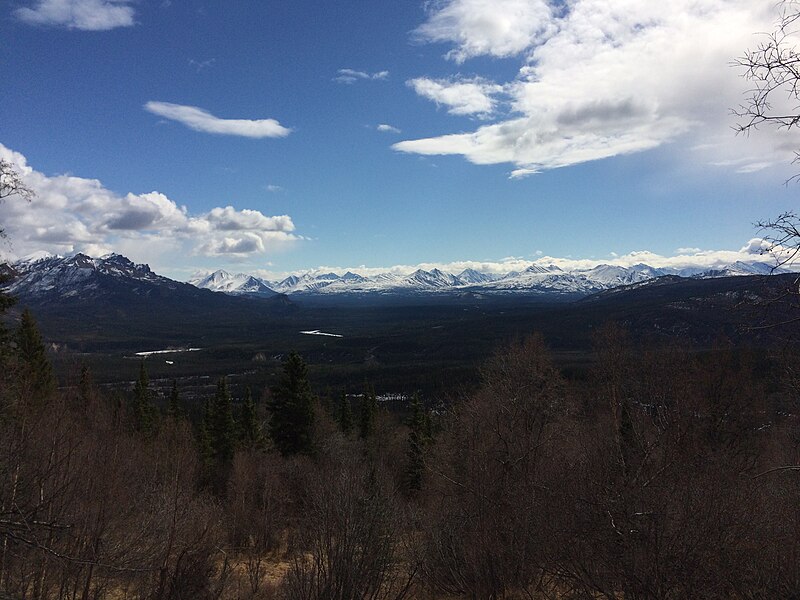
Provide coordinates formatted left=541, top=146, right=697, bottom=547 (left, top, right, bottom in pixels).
left=334, top=68, right=390, bottom=84
left=377, top=124, right=401, bottom=133
left=14, top=0, right=135, bottom=30
left=413, top=0, right=554, bottom=63
left=397, top=0, right=795, bottom=176
left=407, top=77, right=503, bottom=117
left=188, top=58, right=216, bottom=73
left=266, top=184, right=284, bottom=193
left=0, top=143, right=301, bottom=262
left=144, top=101, right=291, bottom=139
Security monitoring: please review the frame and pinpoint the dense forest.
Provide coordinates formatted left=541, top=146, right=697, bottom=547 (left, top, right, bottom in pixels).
left=2, top=290, right=800, bottom=599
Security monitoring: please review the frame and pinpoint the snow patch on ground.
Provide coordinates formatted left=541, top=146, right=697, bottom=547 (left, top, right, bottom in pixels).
left=134, top=347, right=202, bottom=357
left=300, top=330, right=343, bottom=338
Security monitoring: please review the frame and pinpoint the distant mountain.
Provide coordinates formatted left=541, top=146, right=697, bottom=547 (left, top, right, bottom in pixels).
left=189, top=260, right=790, bottom=300
left=6, top=253, right=181, bottom=302
left=190, top=269, right=276, bottom=296
left=3, top=252, right=290, bottom=312
left=458, top=268, right=496, bottom=284
left=9, top=252, right=787, bottom=307
left=1, top=253, right=293, bottom=351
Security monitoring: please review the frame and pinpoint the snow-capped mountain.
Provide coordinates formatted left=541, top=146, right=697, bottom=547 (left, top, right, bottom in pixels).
left=457, top=268, right=497, bottom=284
left=7, top=253, right=785, bottom=304
left=689, top=261, right=778, bottom=278
left=189, top=269, right=275, bottom=296
left=2, top=254, right=289, bottom=314
left=404, top=268, right=462, bottom=288
left=189, top=260, right=788, bottom=299
left=6, top=253, right=170, bottom=300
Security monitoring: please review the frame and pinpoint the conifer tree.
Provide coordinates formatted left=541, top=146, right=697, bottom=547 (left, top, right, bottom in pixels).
left=210, top=377, right=236, bottom=463
left=78, top=364, right=92, bottom=406
left=0, top=279, right=16, bottom=367
left=166, top=379, right=182, bottom=420
left=268, top=352, right=315, bottom=455
left=198, top=398, right=214, bottom=471
left=336, top=389, right=354, bottom=435
left=239, top=386, right=263, bottom=449
left=133, top=360, right=155, bottom=435
left=15, top=308, right=56, bottom=401
left=358, top=383, right=378, bottom=440
left=404, top=392, right=426, bottom=493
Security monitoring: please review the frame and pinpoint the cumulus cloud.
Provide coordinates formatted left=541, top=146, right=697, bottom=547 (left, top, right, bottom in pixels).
left=144, top=101, right=291, bottom=139
left=407, top=77, right=504, bottom=117
left=0, top=143, right=301, bottom=262
left=334, top=69, right=390, bottom=84
left=397, top=0, right=796, bottom=176
left=377, top=124, right=401, bottom=133
left=413, top=0, right=554, bottom=63
left=14, top=0, right=135, bottom=30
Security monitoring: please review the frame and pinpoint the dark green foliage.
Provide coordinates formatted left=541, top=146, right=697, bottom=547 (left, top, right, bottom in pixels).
left=403, top=392, right=426, bottom=494
left=198, top=399, right=214, bottom=470
left=167, top=379, right=182, bottom=420
left=0, top=270, right=16, bottom=366
left=209, top=376, right=236, bottom=463
left=239, top=386, right=262, bottom=449
left=78, top=364, right=92, bottom=406
left=336, top=389, right=354, bottom=435
left=132, top=360, right=155, bottom=435
left=268, top=352, right=315, bottom=455
left=358, top=384, right=378, bottom=440
left=15, top=307, right=56, bottom=401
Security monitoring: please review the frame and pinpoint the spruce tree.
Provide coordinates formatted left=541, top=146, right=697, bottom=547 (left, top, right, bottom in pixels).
left=15, top=308, right=56, bottom=401
left=78, top=364, right=92, bottom=406
left=0, top=277, right=16, bottom=368
left=404, top=392, right=426, bottom=493
left=198, top=399, right=214, bottom=471
left=133, top=360, right=155, bottom=435
left=210, top=377, right=236, bottom=463
left=336, top=389, right=354, bottom=435
left=268, top=352, right=315, bottom=455
left=239, top=386, right=262, bottom=449
left=166, top=379, right=182, bottom=420
left=358, top=383, right=377, bottom=440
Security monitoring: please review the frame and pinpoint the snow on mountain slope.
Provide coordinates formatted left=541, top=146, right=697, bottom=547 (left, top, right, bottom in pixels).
left=458, top=268, right=497, bottom=284
left=5, top=253, right=785, bottom=302
left=258, top=260, right=784, bottom=297
left=6, top=253, right=180, bottom=300
left=191, top=269, right=275, bottom=296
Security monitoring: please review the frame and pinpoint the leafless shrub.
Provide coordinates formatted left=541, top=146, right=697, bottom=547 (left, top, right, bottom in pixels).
left=280, top=441, right=415, bottom=600
left=419, top=334, right=571, bottom=598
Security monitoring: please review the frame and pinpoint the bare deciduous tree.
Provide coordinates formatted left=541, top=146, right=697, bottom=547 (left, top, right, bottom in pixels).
left=0, top=159, right=34, bottom=203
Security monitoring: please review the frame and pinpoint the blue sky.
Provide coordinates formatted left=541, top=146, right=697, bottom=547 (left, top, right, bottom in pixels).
left=1, top=0, right=799, bottom=279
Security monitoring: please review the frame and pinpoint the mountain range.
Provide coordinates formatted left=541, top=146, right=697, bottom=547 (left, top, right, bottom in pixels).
left=188, top=260, right=782, bottom=299
left=0, top=252, right=785, bottom=307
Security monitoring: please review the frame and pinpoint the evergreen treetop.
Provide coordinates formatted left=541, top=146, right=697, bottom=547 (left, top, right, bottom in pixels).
left=15, top=307, right=56, bottom=401
left=268, top=351, right=315, bottom=455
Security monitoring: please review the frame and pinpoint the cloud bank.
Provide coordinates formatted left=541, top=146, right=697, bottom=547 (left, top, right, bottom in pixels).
left=144, top=102, right=292, bottom=139
left=397, top=0, right=796, bottom=176
left=0, top=144, right=301, bottom=264
left=14, top=0, right=135, bottom=30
